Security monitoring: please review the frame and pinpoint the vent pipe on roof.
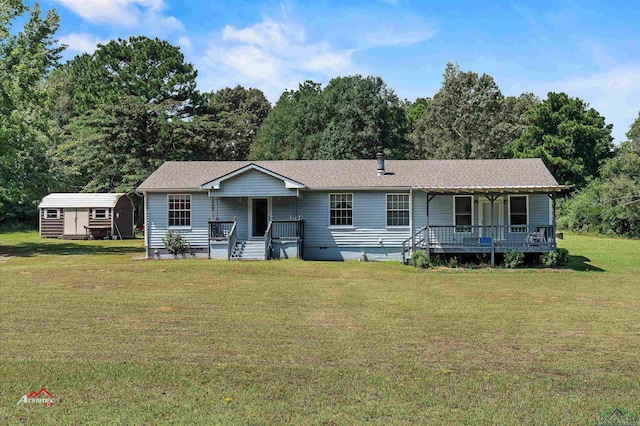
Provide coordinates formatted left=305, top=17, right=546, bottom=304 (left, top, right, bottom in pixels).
left=376, top=152, right=385, bottom=176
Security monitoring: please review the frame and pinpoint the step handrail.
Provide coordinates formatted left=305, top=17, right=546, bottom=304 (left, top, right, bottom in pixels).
left=401, top=226, right=428, bottom=264
left=227, top=221, right=237, bottom=261
left=264, top=220, right=273, bottom=260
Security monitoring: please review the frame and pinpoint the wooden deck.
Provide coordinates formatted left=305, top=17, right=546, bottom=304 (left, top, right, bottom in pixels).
left=403, top=225, right=556, bottom=264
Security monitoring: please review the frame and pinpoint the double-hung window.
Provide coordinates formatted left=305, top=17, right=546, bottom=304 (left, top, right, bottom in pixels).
left=387, top=194, right=410, bottom=227
left=169, top=194, right=191, bottom=227
left=329, top=194, right=353, bottom=226
left=509, top=195, right=528, bottom=232
left=454, top=196, right=473, bottom=232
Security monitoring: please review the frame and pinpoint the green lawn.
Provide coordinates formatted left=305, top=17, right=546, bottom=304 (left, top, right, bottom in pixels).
left=0, top=231, right=639, bottom=424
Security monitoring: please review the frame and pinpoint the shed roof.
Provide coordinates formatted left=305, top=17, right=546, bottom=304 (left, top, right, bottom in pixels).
left=137, top=158, right=566, bottom=193
left=38, top=193, right=126, bottom=209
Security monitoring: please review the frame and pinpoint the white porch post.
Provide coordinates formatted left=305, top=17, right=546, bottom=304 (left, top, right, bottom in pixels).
left=490, top=195, right=495, bottom=267
left=409, top=188, right=414, bottom=255
left=552, top=194, right=557, bottom=251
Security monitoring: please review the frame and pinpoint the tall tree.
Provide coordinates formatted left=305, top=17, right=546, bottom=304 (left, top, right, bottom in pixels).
left=250, top=75, right=408, bottom=160
left=409, top=63, right=505, bottom=160
left=507, top=92, right=614, bottom=187
left=0, top=1, right=62, bottom=223
left=65, top=36, right=197, bottom=116
left=318, top=75, right=408, bottom=159
left=558, top=116, right=640, bottom=237
left=406, top=97, right=430, bottom=128
left=250, top=81, right=324, bottom=160
left=56, top=37, right=199, bottom=193
left=198, top=86, right=272, bottom=160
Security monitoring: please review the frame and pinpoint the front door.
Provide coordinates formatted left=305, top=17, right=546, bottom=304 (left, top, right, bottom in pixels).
left=252, top=199, right=268, bottom=237
left=479, top=201, right=503, bottom=239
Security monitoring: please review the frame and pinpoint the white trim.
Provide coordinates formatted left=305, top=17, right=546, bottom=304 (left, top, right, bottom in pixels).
left=453, top=195, right=474, bottom=231
left=328, top=193, right=354, bottom=227
left=508, top=194, right=529, bottom=232
left=44, top=208, right=61, bottom=220
left=248, top=197, right=272, bottom=238
left=167, top=193, right=192, bottom=229
left=409, top=189, right=413, bottom=236
left=139, top=188, right=207, bottom=193
left=385, top=193, right=410, bottom=228
left=201, top=163, right=305, bottom=190
left=143, top=191, right=148, bottom=249
left=91, top=208, right=110, bottom=220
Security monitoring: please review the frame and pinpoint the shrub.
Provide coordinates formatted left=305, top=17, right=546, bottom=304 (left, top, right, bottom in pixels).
left=504, top=251, right=524, bottom=268
left=430, top=255, right=446, bottom=267
left=411, top=250, right=429, bottom=268
left=448, top=257, right=458, bottom=268
left=540, top=248, right=569, bottom=268
left=162, top=230, right=189, bottom=257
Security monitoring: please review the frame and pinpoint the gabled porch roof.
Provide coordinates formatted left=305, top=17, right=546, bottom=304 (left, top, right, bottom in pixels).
left=200, top=163, right=306, bottom=190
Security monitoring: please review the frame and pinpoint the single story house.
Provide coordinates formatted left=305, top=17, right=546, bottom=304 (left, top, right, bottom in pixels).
left=137, top=155, right=570, bottom=265
left=38, top=193, right=135, bottom=239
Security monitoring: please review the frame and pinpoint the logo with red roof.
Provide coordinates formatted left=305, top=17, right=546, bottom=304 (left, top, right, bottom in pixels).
left=18, top=388, right=54, bottom=407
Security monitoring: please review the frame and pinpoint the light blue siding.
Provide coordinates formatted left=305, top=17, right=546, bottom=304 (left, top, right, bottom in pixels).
left=147, top=191, right=211, bottom=249
left=297, top=191, right=412, bottom=249
left=527, top=194, right=550, bottom=225
left=146, top=187, right=553, bottom=260
left=212, top=169, right=298, bottom=197
left=272, top=197, right=298, bottom=220
left=213, top=197, right=248, bottom=240
left=412, top=193, right=551, bottom=228
left=305, top=246, right=403, bottom=261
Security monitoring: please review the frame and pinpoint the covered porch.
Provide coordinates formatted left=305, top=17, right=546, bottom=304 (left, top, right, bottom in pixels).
left=207, top=195, right=304, bottom=260
left=402, top=185, right=571, bottom=266
left=208, top=217, right=304, bottom=260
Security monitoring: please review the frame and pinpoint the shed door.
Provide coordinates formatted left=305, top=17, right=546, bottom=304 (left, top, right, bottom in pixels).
left=63, top=208, right=90, bottom=234
left=64, top=209, right=77, bottom=234
left=76, top=209, right=89, bottom=233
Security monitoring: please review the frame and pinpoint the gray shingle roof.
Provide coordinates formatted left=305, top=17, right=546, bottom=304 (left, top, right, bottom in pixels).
left=137, top=158, right=562, bottom=191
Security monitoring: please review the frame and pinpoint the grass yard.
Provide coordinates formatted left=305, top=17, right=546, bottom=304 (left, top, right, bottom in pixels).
left=0, top=231, right=639, bottom=424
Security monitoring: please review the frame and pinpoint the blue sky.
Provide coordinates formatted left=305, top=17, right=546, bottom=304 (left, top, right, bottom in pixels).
left=30, top=0, right=640, bottom=142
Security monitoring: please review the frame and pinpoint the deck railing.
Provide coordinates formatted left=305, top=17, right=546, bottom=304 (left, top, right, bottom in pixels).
left=208, top=220, right=237, bottom=260
left=401, top=224, right=555, bottom=264
left=427, top=225, right=556, bottom=249
left=267, top=219, right=305, bottom=260
left=271, top=219, right=304, bottom=240
left=209, top=220, right=235, bottom=240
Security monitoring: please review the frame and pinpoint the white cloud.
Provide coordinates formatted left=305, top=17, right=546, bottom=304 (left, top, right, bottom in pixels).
left=195, top=7, right=436, bottom=101
left=177, top=36, right=192, bottom=52
left=54, top=0, right=183, bottom=34
left=59, top=33, right=109, bottom=54
left=199, top=17, right=359, bottom=101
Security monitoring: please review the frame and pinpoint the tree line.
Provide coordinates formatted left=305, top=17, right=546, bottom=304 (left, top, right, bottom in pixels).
left=1, top=2, right=638, bottom=236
